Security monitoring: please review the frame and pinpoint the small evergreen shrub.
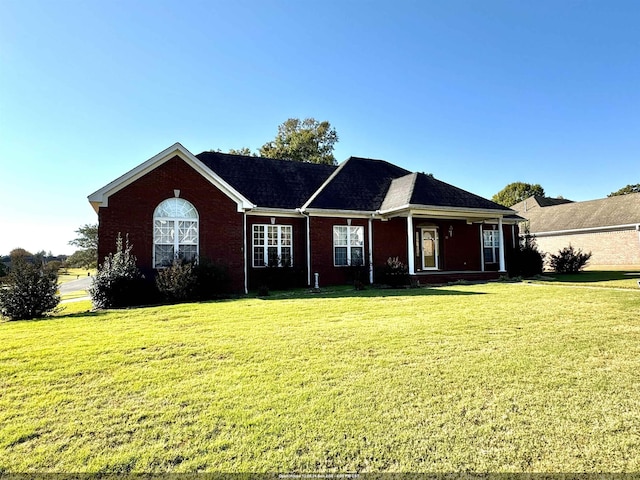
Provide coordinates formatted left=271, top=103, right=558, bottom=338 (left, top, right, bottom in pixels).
left=0, top=258, right=59, bottom=320
left=381, top=256, right=409, bottom=287
left=192, top=258, right=232, bottom=300
left=89, top=234, right=146, bottom=309
left=156, top=260, right=197, bottom=302
left=548, top=245, right=592, bottom=273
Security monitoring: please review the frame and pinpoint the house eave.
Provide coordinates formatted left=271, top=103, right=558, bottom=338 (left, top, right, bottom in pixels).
left=303, top=208, right=378, bottom=219
left=87, top=142, right=256, bottom=213
left=529, top=223, right=640, bottom=237
left=379, top=204, right=515, bottom=220
left=245, top=207, right=305, bottom=218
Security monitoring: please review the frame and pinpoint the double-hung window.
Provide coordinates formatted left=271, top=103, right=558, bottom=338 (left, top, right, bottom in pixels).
left=253, top=225, right=292, bottom=267
left=483, top=228, right=500, bottom=264
left=153, top=198, right=199, bottom=268
left=333, top=225, right=364, bottom=266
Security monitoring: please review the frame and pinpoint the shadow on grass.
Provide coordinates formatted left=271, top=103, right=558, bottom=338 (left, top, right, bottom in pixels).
left=538, top=271, right=640, bottom=284
left=257, top=284, right=486, bottom=301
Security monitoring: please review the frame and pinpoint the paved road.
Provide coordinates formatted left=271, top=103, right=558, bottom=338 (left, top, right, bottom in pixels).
left=59, top=275, right=93, bottom=294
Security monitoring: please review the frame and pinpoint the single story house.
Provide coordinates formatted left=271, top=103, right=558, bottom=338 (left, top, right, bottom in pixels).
left=89, top=143, right=520, bottom=292
left=511, top=194, right=640, bottom=267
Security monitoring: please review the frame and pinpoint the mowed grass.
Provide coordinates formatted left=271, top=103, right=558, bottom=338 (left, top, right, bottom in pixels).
left=1, top=283, right=640, bottom=472
left=532, top=270, right=640, bottom=290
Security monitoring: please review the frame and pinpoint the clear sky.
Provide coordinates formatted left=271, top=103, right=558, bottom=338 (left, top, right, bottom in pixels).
left=1, top=0, right=639, bottom=255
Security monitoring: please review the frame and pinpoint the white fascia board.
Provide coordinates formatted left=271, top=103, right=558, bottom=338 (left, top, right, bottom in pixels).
left=379, top=204, right=513, bottom=219
left=300, top=159, right=349, bottom=211
left=87, top=142, right=255, bottom=213
left=246, top=208, right=305, bottom=218
left=530, top=223, right=640, bottom=237
left=304, top=208, right=378, bottom=219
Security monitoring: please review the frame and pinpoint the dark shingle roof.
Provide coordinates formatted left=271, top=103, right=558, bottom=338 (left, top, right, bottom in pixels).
left=514, top=193, right=640, bottom=232
left=196, top=151, right=336, bottom=209
left=306, top=157, right=411, bottom=211
left=382, top=172, right=513, bottom=212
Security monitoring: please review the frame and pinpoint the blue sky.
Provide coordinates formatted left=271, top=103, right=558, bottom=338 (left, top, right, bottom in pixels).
left=1, top=0, right=639, bottom=255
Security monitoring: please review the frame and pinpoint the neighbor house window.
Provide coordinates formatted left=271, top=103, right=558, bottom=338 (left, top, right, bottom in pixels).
left=153, top=198, right=199, bottom=268
left=333, top=225, right=364, bottom=266
left=253, top=225, right=292, bottom=267
left=483, top=227, right=500, bottom=264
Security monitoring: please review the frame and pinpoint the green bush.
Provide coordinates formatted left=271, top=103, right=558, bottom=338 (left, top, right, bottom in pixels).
left=89, top=234, right=146, bottom=309
left=507, top=242, right=544, bottom=278
left=0, top=258, right=59, bottom=320
left=192, top=259, right=232, bottom=300
left=380, top=256, right=409, bottom=287
left=156, top=260, right=197, bottom=302
left=548, top=245, right=592, bottom=273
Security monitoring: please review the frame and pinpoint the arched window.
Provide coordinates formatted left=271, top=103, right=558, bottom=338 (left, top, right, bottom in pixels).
left=153, top=198, right=199, bottom=268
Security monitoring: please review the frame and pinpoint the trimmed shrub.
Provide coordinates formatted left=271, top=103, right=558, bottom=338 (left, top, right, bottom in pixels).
left=380, top=256, right=409, bottom=287
left=0, top=258, right=59, bottom=320
left=193, top=259, right=232, bottom=300
left=89, top=234, right=146, bottom=309
left=156, top=260, right=197, bottom=302
left=548, top=245, right=592, bottom=273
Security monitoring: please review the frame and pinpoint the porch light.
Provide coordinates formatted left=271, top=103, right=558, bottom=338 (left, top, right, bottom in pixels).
left=448, top=225, right=454, bottom=237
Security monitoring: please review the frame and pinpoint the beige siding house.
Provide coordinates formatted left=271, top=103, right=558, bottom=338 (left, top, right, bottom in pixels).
left=512, top=194, right=640, bottom=267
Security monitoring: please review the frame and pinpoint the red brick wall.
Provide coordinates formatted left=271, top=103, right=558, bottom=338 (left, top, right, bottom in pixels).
left=309, top=217, right=371, bottom=286
left=97, top=155, right=245, bottom=292
left=245, top=216, right=308, bottom=288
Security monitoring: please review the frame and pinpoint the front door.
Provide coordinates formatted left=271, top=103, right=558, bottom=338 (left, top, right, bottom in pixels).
left=421, top=228, right=439, bottom=270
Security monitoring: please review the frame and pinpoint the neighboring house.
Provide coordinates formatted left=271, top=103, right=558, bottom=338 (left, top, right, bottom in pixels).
left=89, top=143, right=519, bottom=292
left=512, top=194, right=640, bottom=266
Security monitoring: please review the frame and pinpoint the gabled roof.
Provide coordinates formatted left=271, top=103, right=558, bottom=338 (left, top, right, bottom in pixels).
left=514, top=193, right=640, bottom=233
left=88, top=143, right=254, bottom=213
left=196, top=151, right=336, bottom=209
left=305, top=157, right=410, bottom=211
left=381, top=172, right=513, bottom=213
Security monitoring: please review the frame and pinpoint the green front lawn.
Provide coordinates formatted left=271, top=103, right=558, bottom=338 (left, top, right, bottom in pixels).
left=532, top=270, right=640, bottom=289
left=1, top=283, right=640, bottom=472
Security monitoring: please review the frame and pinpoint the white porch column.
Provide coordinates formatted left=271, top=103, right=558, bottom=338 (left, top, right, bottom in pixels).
left=306, top=214, right=311, bottom=286
left=498, top=217, right=506, bottom=273
left=368, top=216, right=374, bottom=284
left=407, top=213, right=415, bottom=275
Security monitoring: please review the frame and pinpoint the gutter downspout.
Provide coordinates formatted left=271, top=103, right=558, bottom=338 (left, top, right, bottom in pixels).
left=368, top=215, right=374, bottom=284
left=297, top=208, right=312, bottom=287
left=243, top=211, right=248, bottom=294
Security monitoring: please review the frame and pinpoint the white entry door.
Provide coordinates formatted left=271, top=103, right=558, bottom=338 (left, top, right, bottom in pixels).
left=421, top=228, right=439, bottom=270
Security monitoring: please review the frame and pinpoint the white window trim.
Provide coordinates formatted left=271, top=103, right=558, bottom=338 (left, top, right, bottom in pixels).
left=153, top=199, right=199, bottom=269
left=333, top=225, right=365, bottom=267
left=252, top=224, right=293, bottom=268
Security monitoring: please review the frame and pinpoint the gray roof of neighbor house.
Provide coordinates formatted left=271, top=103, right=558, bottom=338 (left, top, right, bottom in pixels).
left=197, top=150, right=515, bottom=215
left=513, top=194, right=640, bottom=233
left=196, top=151, right=337, bottom=209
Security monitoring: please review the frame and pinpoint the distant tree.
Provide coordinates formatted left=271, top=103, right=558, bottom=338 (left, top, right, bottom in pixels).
left=0, top=261, right=7, bottom=278
left=0, top=256, right=59, bottom=320
left=608, top=184, right=640, bottom=197
left=258, top=117, right=339, bottom=165
left=10, top=248, right=33, bottom=262
left=228, top=147, right=254, bottom=156
left=492, top=182, right=546, bottom=207
left=68, top=224, right=98, bottom=268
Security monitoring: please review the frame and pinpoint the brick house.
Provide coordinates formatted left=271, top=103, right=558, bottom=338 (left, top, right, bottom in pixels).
left=512, top=194, right=640, bottom=267
left=89, top=143, right=519, bottom=292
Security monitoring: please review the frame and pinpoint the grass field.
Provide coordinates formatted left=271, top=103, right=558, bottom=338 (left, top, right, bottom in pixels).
left=1, top=282, right=640, bottom=472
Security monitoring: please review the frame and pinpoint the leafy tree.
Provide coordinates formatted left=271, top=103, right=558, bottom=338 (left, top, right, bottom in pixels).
left=228, top=147, right=254, bottom=156
left=258, top=117, right=339, bottom=165
left=0, top=260, right=7, bottom=278
left=0, top=257, right=59, bottom=320
left=68, top=224, right=98, bottom=268
left=10, top=248, right=33, bottom=262
left=492, top=182, right=545, bottom=207
left=608, top=184, right=640, bottom=197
